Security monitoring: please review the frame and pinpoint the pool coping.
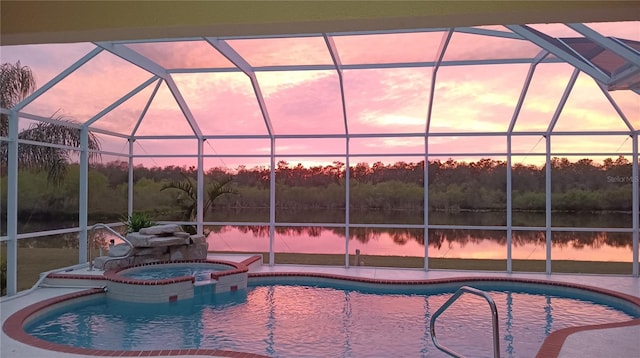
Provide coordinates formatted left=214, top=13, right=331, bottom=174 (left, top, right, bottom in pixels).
left=4, top=260, right=639, bottom=358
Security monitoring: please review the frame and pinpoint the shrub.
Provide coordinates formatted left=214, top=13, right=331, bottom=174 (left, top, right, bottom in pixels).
left=121, top=212, right=155, bottom=233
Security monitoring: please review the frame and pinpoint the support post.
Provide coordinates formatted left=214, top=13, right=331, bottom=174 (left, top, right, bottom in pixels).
left=424, top=136, right=429, bottom=271
left=78, top=127, right=89, bottom=264
left=6, top=111, right=18, bottom=295
left=545, top=136, right=552, bottom=275
left=269, top=138, right=276, bottom=266
left=128, top=139, right=134, bottom=216
left=345, top=137, right=350, bottom=268
left=197, top=138, right=204, bottom=236
left=633, top=133, right=639, bottom=277
left=506, top=135, right=513, bottom=273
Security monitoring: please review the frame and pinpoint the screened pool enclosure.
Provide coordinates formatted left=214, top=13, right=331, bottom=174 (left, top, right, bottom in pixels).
left=1, top=22, right=639, bottom=295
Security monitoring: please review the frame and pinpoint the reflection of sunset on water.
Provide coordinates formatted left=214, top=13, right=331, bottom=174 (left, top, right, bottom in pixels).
left=206, top=226, right=633, bottom=262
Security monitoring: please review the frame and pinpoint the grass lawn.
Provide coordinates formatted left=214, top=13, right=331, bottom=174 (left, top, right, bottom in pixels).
left=1, top=247, right=97, bottom=292
left=1, top=248, right=634, bottom=293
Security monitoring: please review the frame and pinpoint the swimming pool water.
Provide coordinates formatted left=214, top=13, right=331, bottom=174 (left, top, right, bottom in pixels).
left=119, top=264, right=228, bottom=281
left=25, top=283, right=638, bottom=357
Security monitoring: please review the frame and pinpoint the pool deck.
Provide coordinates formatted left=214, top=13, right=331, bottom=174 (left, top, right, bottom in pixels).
left=2, top=253, right=639, bottom=358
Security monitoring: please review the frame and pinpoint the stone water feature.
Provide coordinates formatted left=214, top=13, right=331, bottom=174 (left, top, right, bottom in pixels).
left=93, top=224, right=208, bottom=270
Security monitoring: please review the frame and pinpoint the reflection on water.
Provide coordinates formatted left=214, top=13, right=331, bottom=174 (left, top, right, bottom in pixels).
left=9, top=211, right=635, bottom=263
left=208, top=209, right=634, bottom=228
left=207, top=225, right=633, bottom=262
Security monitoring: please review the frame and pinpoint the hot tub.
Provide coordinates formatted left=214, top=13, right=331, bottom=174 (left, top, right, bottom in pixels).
left=103, top=260, right=249, bottom=302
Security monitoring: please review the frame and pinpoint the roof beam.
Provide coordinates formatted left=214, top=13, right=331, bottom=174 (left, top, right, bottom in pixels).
left=204, top=37, right=253, bottom=73
left=508, top=51, right=549, bottom=133
left=455, top=27, right=522, bottom=40
left=205, top=37, right=275, bottom=137
left=95, top=42, right=168, bottom=79
left=506, top=24, right=610, bottom=84
left=566, top=23, right=640, bottom=67
left=546, top=68, right=580, bottom=135
left=164, top=76, right=203, bottom=138
left=596, top=81, right=635, bottom=132
left=166, top=56, right=566, bottom=74
left=13, top=47, right=103, bottom=111
left=84, top=76, right=159, bottom=128
left=132, top=79, right=163, bottom=137
left=323, top=34, right=349, bottom=136
left=426, top=28, right=454, bottom=133
left=96, top=41, right=202, bottom=138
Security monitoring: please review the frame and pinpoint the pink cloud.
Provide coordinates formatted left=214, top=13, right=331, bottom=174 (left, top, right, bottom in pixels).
left=332, top=31, right=443, bottom=65
left=343, top=68, right=432, bottom=134
left=24, top=51, right=152, bottom=122
left=443, top=31, right=542, bottom=61
left=0, top=42, right=96, bottom=89
left=101, top=71, right=270, bottom=137
left=125, top=40, right=234, bottom=69
left=2, top=23, right=637, bottom=170
left=256, top=70, right=344, bottom=135
left=226, top=36, right=333, bottom=67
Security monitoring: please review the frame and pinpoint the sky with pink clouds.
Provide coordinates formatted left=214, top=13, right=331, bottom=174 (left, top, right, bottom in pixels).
left=1, top=22, right=639, bottom=171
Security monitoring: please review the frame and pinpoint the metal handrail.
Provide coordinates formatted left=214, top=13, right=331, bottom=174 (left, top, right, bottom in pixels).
left=89, top=223, right=133, bottom=271
left=430, top=286, right=500, bottom=358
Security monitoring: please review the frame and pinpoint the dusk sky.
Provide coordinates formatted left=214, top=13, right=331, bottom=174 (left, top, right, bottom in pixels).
left=1, top=21, right=638, bottom=170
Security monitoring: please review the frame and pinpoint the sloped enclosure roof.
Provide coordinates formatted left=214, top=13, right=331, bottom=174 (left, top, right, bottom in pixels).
left=3, top=23, right=639, bottom=151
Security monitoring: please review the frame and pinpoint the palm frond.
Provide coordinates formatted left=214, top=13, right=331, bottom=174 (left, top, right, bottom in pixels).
left=161, top=173, right=197, bottom=199
left=161, top=174, right=236, bottom=221
left=161, top=173, right=198, bottom=221
left=1, top=61, right=36, bottom=137
left=11, top=113, right=102, bottom=185
left=2, top=62, right=101, bottom=185
left=204, top=176, right=236, bottom=213
left=0, top=61, right=36, bottom=110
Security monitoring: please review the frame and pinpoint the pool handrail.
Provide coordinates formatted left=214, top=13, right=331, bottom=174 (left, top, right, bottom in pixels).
left=430, top=285, right=500, bottom=358
left=89, top=223, right=134, bottom=271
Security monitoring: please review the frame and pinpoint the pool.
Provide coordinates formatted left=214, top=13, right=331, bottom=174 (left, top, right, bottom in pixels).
left=14, top=277, right=640, bottom=358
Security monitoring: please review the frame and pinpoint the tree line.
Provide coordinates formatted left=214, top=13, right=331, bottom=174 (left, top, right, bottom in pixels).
left=1, top=156, right=635, bottom=227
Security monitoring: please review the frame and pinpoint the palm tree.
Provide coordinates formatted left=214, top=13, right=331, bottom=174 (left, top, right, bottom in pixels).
left=0, top=61, right=35, bottom=126
left=161, top=174, right=236, bottom=233
left=0, top=61, right=101, bottom=185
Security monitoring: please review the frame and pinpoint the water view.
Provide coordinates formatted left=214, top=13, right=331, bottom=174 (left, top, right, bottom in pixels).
left=206, top=225, right=633, bottom=262
left=9, top=211, right=634, bottom=264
